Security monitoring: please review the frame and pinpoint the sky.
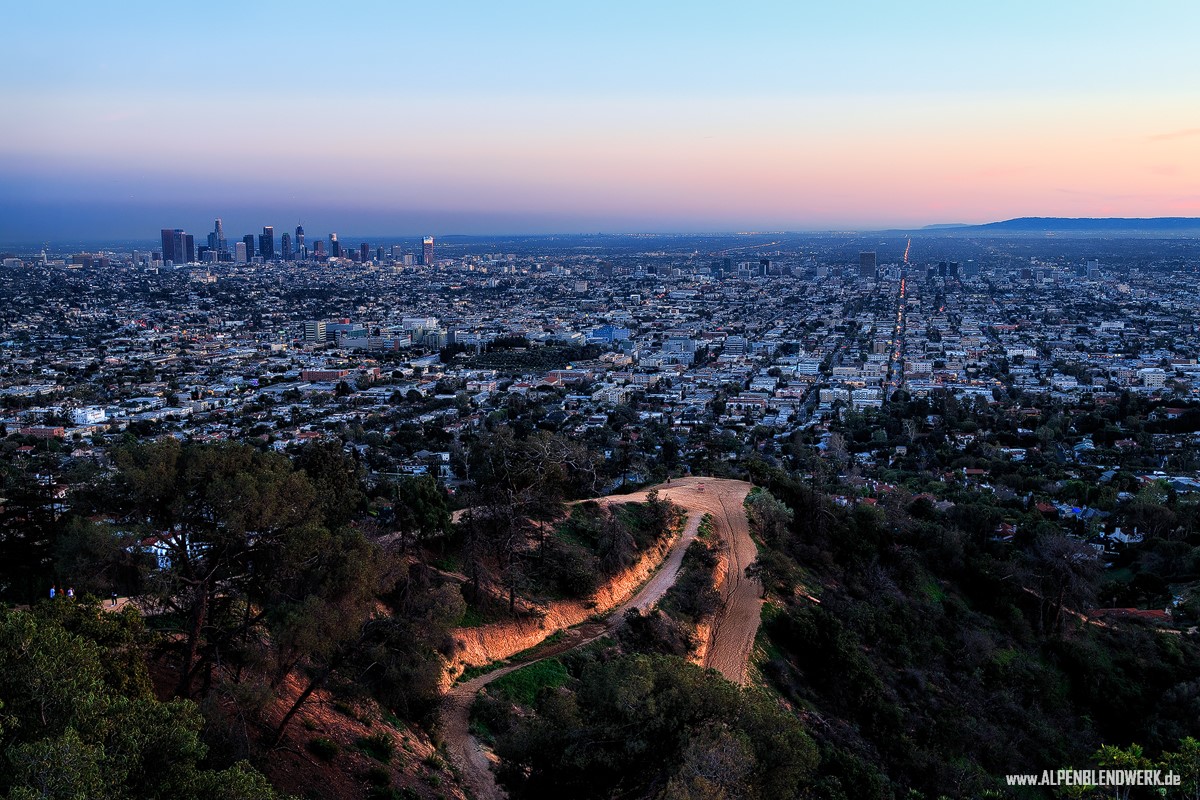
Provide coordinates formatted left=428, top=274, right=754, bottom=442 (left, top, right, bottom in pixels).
left=2, top=0, right=1200, bottom=241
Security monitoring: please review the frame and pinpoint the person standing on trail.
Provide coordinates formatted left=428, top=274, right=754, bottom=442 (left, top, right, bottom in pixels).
left=112, top=591, right=118, bottom=607
left=50, top=586, right=56, bottom=600
left=67, top=587, right=75, bottom=599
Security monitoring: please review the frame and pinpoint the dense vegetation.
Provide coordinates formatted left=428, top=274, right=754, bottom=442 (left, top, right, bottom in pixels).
left=0, top=601, right=282, bottom=799
left=474, top=651, right=816, bottom=800
left=744, top=466, right=1200, bottom=799
left=0, top=425, right=689, bottom=797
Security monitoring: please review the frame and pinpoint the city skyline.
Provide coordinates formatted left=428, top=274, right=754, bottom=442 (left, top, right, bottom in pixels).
left=3, top=1, right=1199, bottom=240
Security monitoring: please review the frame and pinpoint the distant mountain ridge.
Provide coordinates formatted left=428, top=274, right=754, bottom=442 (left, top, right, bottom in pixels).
left=916, top=216, right=1200, bottom=234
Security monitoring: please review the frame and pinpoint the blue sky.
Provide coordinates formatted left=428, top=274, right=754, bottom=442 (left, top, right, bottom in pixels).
left=3, top=1, right=1199, bottom=241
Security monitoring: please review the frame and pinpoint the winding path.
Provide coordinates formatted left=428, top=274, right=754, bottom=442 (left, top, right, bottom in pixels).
left=437, top=477, right=759, bottom=800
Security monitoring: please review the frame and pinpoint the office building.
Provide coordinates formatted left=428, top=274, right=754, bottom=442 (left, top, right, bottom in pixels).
left=242, top=235, right=255, bottom=261
left=235, top=241, right=247, bottom=262
left=313, top=240, right=327, bottom=260
left=859, top=251, right=877, bottom=280
left=160, top=228, right=191, bottom=264
left=422, top=235, right=435, bottom=266
left=259, top=226, right=274, bottom=261
left=330, top=233, right=340, bottom=258
left=206, top=218, right=227, bottom=257
left=160, top=229, right=177, bottom=264
left=281, top=232, right=292, bottom=261
left=304, top=320, right=327, bottom=342
left=360, top=243, right=370, bottom=263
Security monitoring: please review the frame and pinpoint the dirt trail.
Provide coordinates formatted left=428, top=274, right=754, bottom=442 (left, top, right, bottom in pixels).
left=700, top=484, right=762, bottom=684
left=438, top=477, right=758, bottom=800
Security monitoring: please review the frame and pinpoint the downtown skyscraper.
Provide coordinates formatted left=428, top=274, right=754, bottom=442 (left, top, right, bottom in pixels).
left=206, top=218, right=227, bottom=257
left=259, top=226, right=275, bottom=261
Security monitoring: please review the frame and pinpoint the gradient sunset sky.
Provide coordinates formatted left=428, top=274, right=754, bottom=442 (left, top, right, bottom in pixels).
left=3, top=0, right=1199, bottom=240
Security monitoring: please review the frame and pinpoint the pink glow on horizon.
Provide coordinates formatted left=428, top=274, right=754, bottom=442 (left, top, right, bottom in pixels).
left=3, top=91, right=1199, bottom=228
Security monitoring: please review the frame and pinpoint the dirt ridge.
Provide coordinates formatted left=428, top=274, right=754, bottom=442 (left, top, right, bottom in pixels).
left=437, top=477, right=759, bottom=800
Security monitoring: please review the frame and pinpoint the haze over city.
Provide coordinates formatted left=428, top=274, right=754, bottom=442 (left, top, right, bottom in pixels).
left=4, top=0, right=1200, bottom=241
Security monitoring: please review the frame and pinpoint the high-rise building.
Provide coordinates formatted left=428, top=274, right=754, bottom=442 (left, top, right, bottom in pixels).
left=160, top=229, right=177, bottom=263
left=313, top=240, right=327, bottom=260
left=422, top=235, right=435, bottom=266
left=158, top=228, right=192, bottom=264
left=171, top=230, right=187, bottom=264
left=360, top=243, right=370, bottom=263
left=295, top=223, right=305, bottom=250
left=330, top=233, right=340, bottom=258
left=243, top=234, right=255, bottom=261
left=206, top=218, right=227, bottom=256
left=281, top=232, right=292, bottom=261
left=259, top=226, right=275, bottom=261
left=859, top=251, right=877, bottom=280
left=235, top=241, right=248, bottom=262
left=304, top=320, right=327, bottom=342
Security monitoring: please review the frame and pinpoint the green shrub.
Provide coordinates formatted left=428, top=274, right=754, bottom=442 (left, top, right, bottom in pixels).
left=363, top=765, right=391, bottom=786
left=489, top=659, right=570, bottom=706
left=306, top=737, right=339, bottom=761
left=357, top=731, right=395, bottom=763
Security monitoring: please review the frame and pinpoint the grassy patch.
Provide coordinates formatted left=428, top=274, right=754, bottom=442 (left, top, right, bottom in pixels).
left=920, top=579, right=947, bottom=603
left=458, top=661, right=499, bottom=683
left=306, top=737, right=338, bottom=761
left=489, top=659, right=570, bottom=706
left=554, top=502, right=603, bottom=548
left=356, top=732, right=395, bottom=764
left=1107, top=566, right=1135, bottom=583
left=432, top=552, right=462, bottom=574
left=458, top=606, right=486, bottom=627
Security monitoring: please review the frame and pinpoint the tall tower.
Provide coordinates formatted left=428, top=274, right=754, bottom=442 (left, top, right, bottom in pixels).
left=330, top=232, right=340, bottom=258
left=161, top=229, right=176, bottom=263
left=259, top=226, right=275, bottom=260
left=243, top=234, right=255, bottom=261
left=281, top=232, right=292, bottom=261
left=214, top=218, right=226, bottom=254
left=295, top=223, right=306, bottom=260
left=422, top=235, right=435, bottom=266
left=859, top=251, right=877, bottom=280
left=360, top=242, right=370, bottom=262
